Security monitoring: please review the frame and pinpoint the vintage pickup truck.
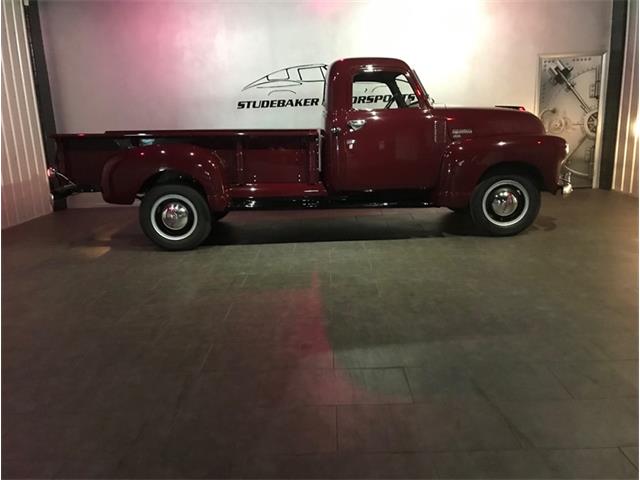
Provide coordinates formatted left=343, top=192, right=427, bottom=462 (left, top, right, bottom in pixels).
left=51, top=57, right=572, bottom=250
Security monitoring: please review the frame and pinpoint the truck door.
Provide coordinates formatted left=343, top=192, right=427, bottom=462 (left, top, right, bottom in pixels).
left=331, top=70, right=442, bottom=192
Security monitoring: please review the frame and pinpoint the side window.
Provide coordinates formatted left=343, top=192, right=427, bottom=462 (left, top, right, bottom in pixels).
left=352, top=80, right=393, bottom=110
left=352, top=71, right=419, bottom=111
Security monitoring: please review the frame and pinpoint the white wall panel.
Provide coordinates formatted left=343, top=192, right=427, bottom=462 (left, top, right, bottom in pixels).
left=612, top=0, right=639, bottom=196
left=1, top=0, right=51, bottom=228
left=39, top=0, right=613, bottom=133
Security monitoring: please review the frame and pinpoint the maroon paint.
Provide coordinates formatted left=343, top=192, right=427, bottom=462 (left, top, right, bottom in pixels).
left=101, top=144, right=229, bottom=211
left=52, top=57, right=568, bottom=213
left=436, top=134, right=567, bottom=207
left=324, top=58, right=441, bottom=192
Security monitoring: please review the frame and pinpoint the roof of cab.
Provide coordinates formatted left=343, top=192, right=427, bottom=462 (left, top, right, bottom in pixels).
left=328, top=57, right=411, bottom=74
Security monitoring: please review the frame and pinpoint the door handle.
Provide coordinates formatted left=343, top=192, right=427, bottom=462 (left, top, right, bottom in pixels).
left=347, top=119, right=366, bottom=131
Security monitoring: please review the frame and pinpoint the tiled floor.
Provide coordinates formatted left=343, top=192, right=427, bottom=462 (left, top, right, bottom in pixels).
left=2, top=189, right=638, bottom=478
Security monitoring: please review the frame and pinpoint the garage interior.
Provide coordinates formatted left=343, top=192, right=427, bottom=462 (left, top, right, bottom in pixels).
left=2, top=0, right=639, bottom=479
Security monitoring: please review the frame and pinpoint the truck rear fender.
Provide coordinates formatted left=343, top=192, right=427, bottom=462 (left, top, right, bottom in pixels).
left=434, top=134, right=566, bottom=208
left=101, top=144, right=230, bottom=212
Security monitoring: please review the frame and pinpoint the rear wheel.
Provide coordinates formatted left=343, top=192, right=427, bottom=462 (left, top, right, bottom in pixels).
left=470, top=174, right=540, bottom=236
left=140, top=184, right=211, bottom=250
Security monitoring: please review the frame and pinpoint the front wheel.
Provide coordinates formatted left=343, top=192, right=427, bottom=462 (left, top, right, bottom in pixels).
left=140, top=184, right=212, bottom=250
left=469, top=174, right=540, bottom=236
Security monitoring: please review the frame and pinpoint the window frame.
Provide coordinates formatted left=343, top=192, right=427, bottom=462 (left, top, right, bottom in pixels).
left=350, top=69, right=425, bottom=112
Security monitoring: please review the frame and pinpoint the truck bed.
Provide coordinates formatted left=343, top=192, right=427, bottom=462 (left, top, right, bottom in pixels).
left=52, top=129, right=325, bottom=198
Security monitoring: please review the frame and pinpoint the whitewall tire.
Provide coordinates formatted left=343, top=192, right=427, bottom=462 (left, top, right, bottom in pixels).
left=140, top=184, right=211, bottom=250
left=470, top=174, right=540, bottom=236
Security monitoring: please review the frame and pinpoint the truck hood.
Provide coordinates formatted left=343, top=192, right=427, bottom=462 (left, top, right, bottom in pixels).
left=433, top=106, right=545, bottom=140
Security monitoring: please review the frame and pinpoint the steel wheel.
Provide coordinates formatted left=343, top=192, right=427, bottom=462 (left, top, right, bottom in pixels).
left=470, top=174, right=540, bottom=236
left=140, top=184, right=211, bottom=250
left=481, top=180, right=529, bottom=227
left=150, top=194, right=198, bottom=241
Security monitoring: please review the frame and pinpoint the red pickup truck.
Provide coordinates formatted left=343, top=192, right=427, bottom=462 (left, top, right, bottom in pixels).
left=51, top=57, right=572, bottom=250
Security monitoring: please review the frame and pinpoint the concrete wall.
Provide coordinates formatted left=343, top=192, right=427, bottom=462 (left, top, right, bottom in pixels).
left=39, top=0, right=613, bottom=133
left=612, top=0, right=639, bottom=196
left=2, top=0, right=51, bottom=228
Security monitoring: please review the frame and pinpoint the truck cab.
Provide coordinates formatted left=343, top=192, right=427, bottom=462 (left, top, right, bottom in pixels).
left=325, top=58, right=444, bottom=193
left=51, top=57, right=571, bottom=250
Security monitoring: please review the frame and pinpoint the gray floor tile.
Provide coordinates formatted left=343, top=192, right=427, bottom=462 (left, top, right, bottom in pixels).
left=134, top=342, right=212, bottom=373
left=496, top=399, right=638, bottom=448
left=2, top=457, right=63, bottom=479
left=232, top=452, right=437, bottom=478
left=434, top=449, right=555, bottom=478
left=334, top=333, right=609, bottom=370
left=611, top=361, right=640, bottom=390
left=621, top=446, right=639, bottom=470
left=541, top=447, right=639, bottom=478
left=202, top=340, right=333, bottom=371
left=549, top=361, right=638, bottom=399
left=469, top=362, right=572, bottom=401
left=584, top=333, right=639, bottom=361
left=180, top=368, right=411, bottom=410
left=111, top=417, right=181, bottom=479
left=2, top=414, right=75, bottom=479
left=81, top=372, right=190, bottom=418
left=53, top=451, right=123, bottom=479
left=2, top=190, right=637, bottom=478
left=404, top=365, right=481, bottom=401
left=169, top=405, right=337, bottom=457
left=338, top=400, right=521, bottom=452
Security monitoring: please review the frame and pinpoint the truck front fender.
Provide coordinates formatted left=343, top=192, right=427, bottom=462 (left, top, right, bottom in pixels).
left=434, top=134, right=567, bottom=208
left=101, top=144, right=230, bottom=212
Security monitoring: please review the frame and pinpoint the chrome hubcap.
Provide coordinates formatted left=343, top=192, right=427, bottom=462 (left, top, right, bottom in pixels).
left=161, top=202, right=189, bottom=230
left=490, top=188, right=519, bottom=217
left=481, top=179, right=529, bottom=227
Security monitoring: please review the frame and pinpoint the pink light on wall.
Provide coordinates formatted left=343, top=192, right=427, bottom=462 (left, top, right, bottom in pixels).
left=306, top=0, right=346, bottom=17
